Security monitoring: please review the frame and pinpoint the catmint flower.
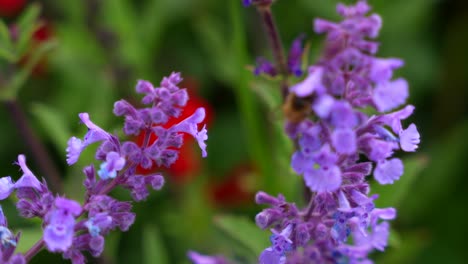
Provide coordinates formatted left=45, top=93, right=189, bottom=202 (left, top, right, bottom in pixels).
left=1, top=72, right=208, bottom=263
left=254, top=57, right=278, bottom=77
left=43, top=197, right=82, bottom=252
left=287, top=35, right=306, bottom=76
left=97, top=152, right=126, bottom=180
left=230, top=1, right=421, bottom=263
left=0, top=177, right=14, bottom=200
left=0, top=206, right=25, bottom=264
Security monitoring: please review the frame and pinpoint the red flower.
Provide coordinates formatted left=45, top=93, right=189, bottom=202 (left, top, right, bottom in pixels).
left=207, top=163, right=256, bottom=207
left=0, top=0, right=25, bottom=17
left=135, top=77, right=213, bottom=184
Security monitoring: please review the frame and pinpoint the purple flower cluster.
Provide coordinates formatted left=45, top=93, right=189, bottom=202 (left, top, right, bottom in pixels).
left=189, top=1, right=419, bottom=264
left=0, top=72, right=208, bottom=263
left=256, top=1, right=420, bottom=263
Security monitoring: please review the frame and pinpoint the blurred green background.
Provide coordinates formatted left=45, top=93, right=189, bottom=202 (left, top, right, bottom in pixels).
left=0, top=0, right=467, bottom=263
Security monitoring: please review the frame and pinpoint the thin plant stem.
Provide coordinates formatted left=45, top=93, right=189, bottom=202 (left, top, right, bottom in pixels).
left=3, top=100, right=63, bottom=193
left=256, top=4, right=290, bottom=98
left=24, top=239, right=45, bottom=262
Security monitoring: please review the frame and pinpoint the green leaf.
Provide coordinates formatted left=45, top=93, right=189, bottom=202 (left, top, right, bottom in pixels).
left=16, top=227, right=43, bottom=253
left=0, top=20, right=15, bottom=61
left=2, top=40, right=57, bottom=100
left=377, top=230, right=429, bottom=264
left=372, top=155, right=428, bottom=208
left=16, top=4, right=41, bottom=57
left=143, top=225, right=169, bottom=264
left=30, top=103, right=71, bottom=153
left=214, top=215, right=269, bottom=257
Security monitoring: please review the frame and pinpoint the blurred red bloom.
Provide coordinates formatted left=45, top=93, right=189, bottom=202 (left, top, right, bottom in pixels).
left=27, top=21, right=53, bottom=76
left=0, top=0, right=25, bottom=17
left=208, top=163, right=256, bottom=207
left=136, top=78, right=213, bottom=184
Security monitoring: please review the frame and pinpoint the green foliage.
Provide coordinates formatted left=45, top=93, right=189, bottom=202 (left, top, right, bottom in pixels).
left=214, top=215, right=270, bottom=259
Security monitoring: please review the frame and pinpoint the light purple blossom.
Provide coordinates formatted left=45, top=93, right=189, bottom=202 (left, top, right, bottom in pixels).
left=0, top=177, right=14, bottom=200
left=97, top=152, right=126, bottom=180
left=44, top=197, right=82, bottom=252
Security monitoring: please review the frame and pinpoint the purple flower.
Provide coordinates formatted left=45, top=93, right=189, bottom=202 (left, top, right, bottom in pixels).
left=97, top=152, right=126, bottom=180
left=15, top=155, right=42, bottom=191
left=288, top=35, right=306, bottom=76
left=170, top=107, right=208, bottom=157
left=369, top=58, right=404, bottom=83
left=374, top=158, right=404, bottom=184
left=332, top=128, right=357, bottom=154
left=399, top=123, right=420, bottom=152
left=290, top=67, right=324, bottom=97
left=44, top=198, right=82, bottom=252
left=373, top=79, right=409, bottom=112
left=254, top=57, right=278, bottom=77
left=0, top=177, right=14, bottom=200
left=259, top=248, right=285, bottom=264
left=66, top=113, right=111, bottom=165
left=304, top=145, right=342, bottom=192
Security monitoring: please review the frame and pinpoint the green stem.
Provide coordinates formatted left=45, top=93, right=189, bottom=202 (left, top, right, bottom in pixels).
left=230, top=0, right=276, bottom=192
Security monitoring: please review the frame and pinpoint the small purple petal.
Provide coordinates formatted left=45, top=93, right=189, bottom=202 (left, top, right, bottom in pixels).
left=171, top=107, right=208, bottom=157
left=313, top=94, right=335, bottom=118
left=0, top=177, right=14, bottom=200
left=290, top=67, right=323, bottom=97
left=66, top=137, right=84, bottom=165
left=304, top=165, right=342, bottom=192
left=373, top=78, right=408, bottom=112
left=332, top=128, right=357, bottom=154
left=399, top=123, right=420, bottom=152
left=15, top=155, right=42, bottom=191
left=369, top=58, right=404, bottom=83
left=97, top=152, right=126, bottom=180
left=259, top=247, right=285, bottom=264
left=330, top=101, right=358, bottom=128
left=374, top=158, right=403, bottom=184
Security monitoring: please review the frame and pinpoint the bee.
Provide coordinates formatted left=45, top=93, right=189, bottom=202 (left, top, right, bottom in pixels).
left=282, top=92, right=313, bottom=123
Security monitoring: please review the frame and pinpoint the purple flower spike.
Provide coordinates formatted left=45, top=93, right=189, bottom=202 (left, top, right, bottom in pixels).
left=97, top=152, right=126, bottom=180
left=44, top=198, right=82, bottom=252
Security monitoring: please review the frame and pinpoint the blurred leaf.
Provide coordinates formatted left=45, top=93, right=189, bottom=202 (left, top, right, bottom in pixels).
left=214, top=215, right=269, bottom=257
left=30, top=103, right=70, bottom=153
left=400, top=122, right=468, bottom=220
left=16, top=4, right=41, bottom=57
left=372, top=155, right=428, bottom=208
left=0, top=20, right=15, bottom=61
left=143, top=225, right=169, bottom=264
left=0, top=40, right=57, bottom=100
left=194, top=16, right=234, bottom=83
left=16, top=227, right=43, bottom=253
left=377, top=230, right=429, bottom=264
